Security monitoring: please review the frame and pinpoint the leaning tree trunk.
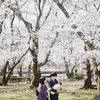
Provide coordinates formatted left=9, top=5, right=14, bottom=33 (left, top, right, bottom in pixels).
left=29, top=47, right=41, bottom=87
left=2, top=61, right=9, bottom=85
left=83, top=59, right=93, bottom=89
left=2, top=48, right=29, bottom=85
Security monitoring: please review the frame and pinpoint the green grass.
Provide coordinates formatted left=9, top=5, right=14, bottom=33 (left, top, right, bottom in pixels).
left=59, top=89, right=96, bottom=100
left=0, top=84, right=36, bottom=100
left=66, top=78, right=78, bottom=81
left=0, top=80, right=98, bottom=100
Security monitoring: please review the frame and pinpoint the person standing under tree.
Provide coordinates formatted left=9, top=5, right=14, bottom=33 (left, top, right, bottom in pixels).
left=37, top=77, right=50, bottom=100
left=75, top=68, right=77, bottom=74
left=48, top=72, right=60, bottom=100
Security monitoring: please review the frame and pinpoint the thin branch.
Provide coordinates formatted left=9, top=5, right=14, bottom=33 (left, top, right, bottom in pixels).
left=42, top=0, right=46, bottom=11
left=41, top=0, right=53, bottom=27
left=75, top=14, right=89, bottom=25
left=38, top=0, right=42, bottom=12
left=19, top=0, right=28, bottom=9
left=35, top=0, right=39, bottom=6
left=35, top=0, right=46, bottom=31
left=77, top=0, right=96, bottom=11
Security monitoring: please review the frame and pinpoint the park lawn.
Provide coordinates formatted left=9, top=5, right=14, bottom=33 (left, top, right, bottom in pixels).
left=0, top=84, right=36, bottom=100
left=0, top=80, right=98, bottom=100
left=59, top=80, right=98, bottom=100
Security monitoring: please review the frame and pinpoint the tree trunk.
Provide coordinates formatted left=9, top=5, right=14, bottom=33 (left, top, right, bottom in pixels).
left=97, top=71, right=100, bottom=93
left=92, top=58, right=99, bottom=83
left=83, top=59, right=93, bottom=89
left=30, top=48, right=41, bottom=87
left=65, top=65, right=73, bottom=78
left=5, top=66, right=15, bottom=85
left=27, top=61, right=32, bottom=76
left=66, top=66, right=76, bottom=78
left=0, top=68, right=4, bottom=76
left=31, top=65, right=41, bottom=87
left=64, top=57, right=76, bottom=78
left=8, top=65, right=13, bottom=75
left=18, top=66, right=23, bottom=76
left=2, top=61, right=9, bottom=85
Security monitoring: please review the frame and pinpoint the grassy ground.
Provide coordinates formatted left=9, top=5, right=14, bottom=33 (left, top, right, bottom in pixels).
left=0, top=79, right=97, bottom=100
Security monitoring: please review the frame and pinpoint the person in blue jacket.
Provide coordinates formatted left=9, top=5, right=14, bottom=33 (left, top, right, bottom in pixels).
left=48, top=72, right=60, bottom=100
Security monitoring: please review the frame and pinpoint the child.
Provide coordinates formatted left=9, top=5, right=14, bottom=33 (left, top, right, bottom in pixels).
left=50, top=82, right=62, bottom=95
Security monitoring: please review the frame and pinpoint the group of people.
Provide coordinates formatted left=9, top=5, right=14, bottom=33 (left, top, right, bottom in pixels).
left=37, top=72, right=62, bottom=100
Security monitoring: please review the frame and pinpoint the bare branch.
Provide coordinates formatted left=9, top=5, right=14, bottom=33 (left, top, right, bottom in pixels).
left=10, top=12, right=15, bottom=33
left=41, top=0, right=53, bottom=27
left=53, top=0, right=69, bottom=18
left=0, top=22, right=4, bottom=34
left=94, top=3, right=100, bottom=11
left=19, top=0, right=28, bottom=9
left=7, top=1, right=32, bottom=33
left=42, top=0, right=46, bottom=11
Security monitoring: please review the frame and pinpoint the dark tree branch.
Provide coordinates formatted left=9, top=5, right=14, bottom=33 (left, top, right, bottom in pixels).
left=53, top=0, right=69, bottom=18
left=41, top=0, right=53, bottom=27
left=35, top=0, right=43, bottom=31
left=94, top=3, right=100, bottom=11
left=8, top=0, right=32, bottom=33
left=19, top=0, right=28, bottom=9
left=10, top=12, right=15, bottom=33
left=42, top=0, right=46, bottom=11
left=0, top=22, right=4, bottom=34
left=77, top=31, right=96, bottom=51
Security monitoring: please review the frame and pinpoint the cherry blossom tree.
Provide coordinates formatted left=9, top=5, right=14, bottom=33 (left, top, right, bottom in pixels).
left=0, top=0, right=100, bottom=87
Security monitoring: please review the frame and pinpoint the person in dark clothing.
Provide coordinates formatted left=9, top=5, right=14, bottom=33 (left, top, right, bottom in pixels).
left=75, top=68, right=77, bottom=74
left=48, top=72, right=60, bottom=100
